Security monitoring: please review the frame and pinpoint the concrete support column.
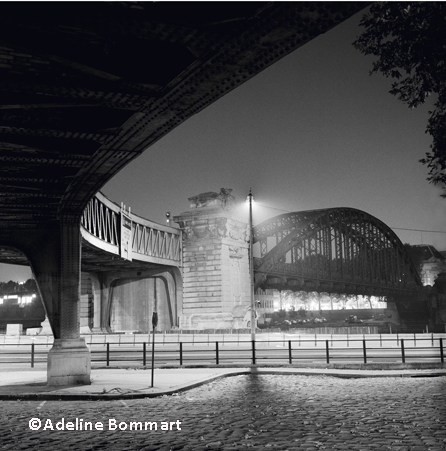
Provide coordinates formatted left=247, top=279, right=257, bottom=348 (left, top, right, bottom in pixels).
left=59, top=221, right=81, bottom=339
left=89, top=272, right=106, bottom=332
left=0, top=221, right=91, bottom=385
left=46, top=220, right=90, bottom=385
left=89, top=272, right=114, bottom=333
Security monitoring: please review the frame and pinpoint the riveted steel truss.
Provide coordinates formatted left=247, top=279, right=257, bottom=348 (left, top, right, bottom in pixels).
left=81, top=192, right=182, bottom=266
left=253, top=208, right=422, bottom=296
left=81, top=193, right=119, bottom=248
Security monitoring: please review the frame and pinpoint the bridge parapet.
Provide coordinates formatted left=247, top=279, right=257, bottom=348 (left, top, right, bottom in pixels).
left=81, top=192, right=182, bottom=266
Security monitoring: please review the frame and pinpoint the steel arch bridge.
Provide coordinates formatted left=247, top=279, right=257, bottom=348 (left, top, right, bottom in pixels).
left=253, top=208, right=423, bottom=298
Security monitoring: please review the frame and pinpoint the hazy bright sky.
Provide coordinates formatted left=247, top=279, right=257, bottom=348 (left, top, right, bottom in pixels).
left=2, top=6, right=445, bottom=282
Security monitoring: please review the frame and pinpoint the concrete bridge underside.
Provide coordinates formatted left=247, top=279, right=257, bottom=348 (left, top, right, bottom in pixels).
left=0, top=243, right=181, bottom=333
left=0, top=2, right=366, bottom=384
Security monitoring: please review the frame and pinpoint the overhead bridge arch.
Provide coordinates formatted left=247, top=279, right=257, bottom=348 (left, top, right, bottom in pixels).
left=253, top=208, right=422, bottom=298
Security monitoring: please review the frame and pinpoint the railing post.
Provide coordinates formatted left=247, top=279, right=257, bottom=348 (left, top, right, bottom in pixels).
left=401, top=339, right=405, bottom=363
left=288, top=340, right=292, bottom=364
left=362, top=339, right=367, bottom=364
left=325, top=340, right=330, bottom=364
left=106, top=342, right=110, bottom=367
left=31, top=342, right=35, bottom=368
left=251, top=340, right=256, bottom=365
left=179, top=342, right=183, bottom=366
left=216, top=341, right=219, bottom=365
left=440, top=338, right=444, bottom=364
left=143, top=342, right=146, bottom=366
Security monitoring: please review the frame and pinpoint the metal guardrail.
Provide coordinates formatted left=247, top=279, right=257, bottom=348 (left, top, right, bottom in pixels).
left=1, top=334, right=445, bottom=368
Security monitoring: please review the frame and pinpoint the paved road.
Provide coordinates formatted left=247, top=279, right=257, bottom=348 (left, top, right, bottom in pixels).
left=1, top=374, right=445, bottom=450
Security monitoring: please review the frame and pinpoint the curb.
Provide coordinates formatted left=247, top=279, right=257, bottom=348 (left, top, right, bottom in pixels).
left=1, top=366, right=445, bottom=401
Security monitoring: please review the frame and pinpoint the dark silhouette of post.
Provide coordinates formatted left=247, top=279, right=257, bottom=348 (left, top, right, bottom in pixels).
left=151, top=311, right=158, bottom=388
left=248, top=189, right=256, bottom=341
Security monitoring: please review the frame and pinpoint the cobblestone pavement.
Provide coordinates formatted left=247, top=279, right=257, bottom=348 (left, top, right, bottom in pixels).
left=1, top=375, right=445, bottom=450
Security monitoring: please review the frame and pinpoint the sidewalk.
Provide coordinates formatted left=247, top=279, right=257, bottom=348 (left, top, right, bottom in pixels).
left=1, top=365, right=446, bottom=400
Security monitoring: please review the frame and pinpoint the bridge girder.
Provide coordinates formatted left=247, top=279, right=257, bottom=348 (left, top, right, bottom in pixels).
left=0, top=2, right=366, bottom=227
left=253, top=208, right=422, bottom=297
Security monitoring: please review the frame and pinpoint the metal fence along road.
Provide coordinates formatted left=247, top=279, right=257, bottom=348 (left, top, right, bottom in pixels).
left=1, top=333, right=445, bottom=368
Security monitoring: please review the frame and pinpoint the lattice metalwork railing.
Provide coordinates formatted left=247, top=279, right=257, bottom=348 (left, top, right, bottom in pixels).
left=81, top=192, right=182, bottom=265
left=132, top=218, right=182, bottom=263
left=81, top=193, right=119, bottom=246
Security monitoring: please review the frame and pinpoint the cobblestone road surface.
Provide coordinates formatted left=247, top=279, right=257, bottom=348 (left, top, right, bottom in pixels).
left=1, top=375, right=445, bottom=450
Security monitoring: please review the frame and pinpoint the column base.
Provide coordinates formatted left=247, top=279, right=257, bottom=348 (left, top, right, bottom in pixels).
left=47, top=338, right=91, bottom=386
left=79, top=325, right=92, bottom=334
left=90, top=327, right=106, bottom=334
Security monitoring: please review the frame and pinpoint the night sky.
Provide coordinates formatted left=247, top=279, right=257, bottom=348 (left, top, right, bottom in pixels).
left=2, top=6, right=445, bottom=282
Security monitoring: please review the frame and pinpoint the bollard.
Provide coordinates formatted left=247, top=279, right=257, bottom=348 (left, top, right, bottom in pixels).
left=179, top=342, right=183, bottom=366
left=288, top=340, right=292, bottom=364
left=325, top=340, right=330, bottom=364
left=440, top=338, right=444, bottom=363
left=251, top=340, right=256, bottom=365
left=401, top=339, right=405, bottom=363
left=143, top=342, right=146, bottom=366
left=362, top=340, right=367, bottom=364
left=106, top=342, right=110, bottom=366
left=216, top=342, right=219, bottom=365
left=31, top=342, right=35, bottom=368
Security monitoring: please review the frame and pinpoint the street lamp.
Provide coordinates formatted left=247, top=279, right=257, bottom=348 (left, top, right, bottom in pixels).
left=247, top=188, right=256, bottom=341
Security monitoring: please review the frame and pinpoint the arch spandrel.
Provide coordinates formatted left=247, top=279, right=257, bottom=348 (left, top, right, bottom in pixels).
left=252, top=208, right=422, bottom=295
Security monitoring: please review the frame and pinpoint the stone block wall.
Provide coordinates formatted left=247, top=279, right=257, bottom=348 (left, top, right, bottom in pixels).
left=175, top=190, right=252, bottom=330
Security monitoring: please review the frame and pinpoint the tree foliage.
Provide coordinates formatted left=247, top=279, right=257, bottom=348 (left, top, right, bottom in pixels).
left=353, top=2, right=446, bottom=196
left=0, top=278, right=37, bottom=294
left=404, top=243, right=425, bottom=277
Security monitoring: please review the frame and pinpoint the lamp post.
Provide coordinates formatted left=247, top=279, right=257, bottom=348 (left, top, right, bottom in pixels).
left=248, top=188, right=256, bottom=341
